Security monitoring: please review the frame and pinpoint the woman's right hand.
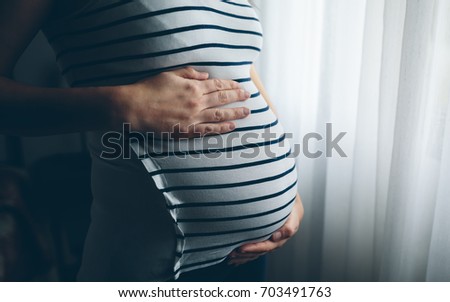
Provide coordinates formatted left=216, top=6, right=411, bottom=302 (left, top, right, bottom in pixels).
left=113, top=67, right=251, bottom=138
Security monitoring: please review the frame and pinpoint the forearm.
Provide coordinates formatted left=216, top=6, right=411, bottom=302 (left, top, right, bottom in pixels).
left=0, top=77, right=119, bottom=136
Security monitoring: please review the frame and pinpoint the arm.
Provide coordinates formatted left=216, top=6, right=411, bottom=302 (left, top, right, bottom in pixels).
left=0, top=0, right=251, bottom=137
left=228, top=65, right=305, bottom=266
left=0, top=0, right=113, bottom=136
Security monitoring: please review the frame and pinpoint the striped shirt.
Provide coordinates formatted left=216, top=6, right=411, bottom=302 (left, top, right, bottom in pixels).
left=43, top=0, right=298, bottom=280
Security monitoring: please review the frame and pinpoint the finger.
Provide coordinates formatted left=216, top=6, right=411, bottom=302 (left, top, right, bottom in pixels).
left=170, top=123, right=196, bottom=139
left=239, top=238, right=287, bottom=253
left=201, top=107, right=250, bottom=123
left=204, top=89, right=250, bottom=108
left=229, top=254, right=266, bottom=262
left=270, top=214, right=300, bottom=243
left=191, top=122, right=236, bottom=137
left=228, top=251, right=266, bottom=259
left=271, top=230, right=284, bottom=242
left=228, top=256, right=260, bottom=266
left=173, top=67, right=209, bottom=80
left=271, top=227, right=294, bottom=243
left=200, top=78, right=241, bottom=94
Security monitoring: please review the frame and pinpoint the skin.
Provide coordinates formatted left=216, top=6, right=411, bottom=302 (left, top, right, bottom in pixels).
left=0, top=0, right=304, bottom=268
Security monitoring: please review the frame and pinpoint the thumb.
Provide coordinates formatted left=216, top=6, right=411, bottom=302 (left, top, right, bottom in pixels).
left=176, top=67, right=209, bottom=80
left=271, top=224, right=294, bottom=242
left=271, top=230, right=284, bottom=242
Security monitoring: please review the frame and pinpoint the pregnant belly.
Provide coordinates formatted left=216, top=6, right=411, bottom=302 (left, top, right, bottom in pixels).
left=129, top=94, right=298, bottom=277
left=87, top=123, right=297, bottom=280
left=86, top=73, right=298, bottom=278
left=48, top=0, right=290, bottom=278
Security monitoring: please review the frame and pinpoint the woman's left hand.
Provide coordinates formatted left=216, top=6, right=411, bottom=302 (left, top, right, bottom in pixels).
left=227, top=193, right=304, bottom=266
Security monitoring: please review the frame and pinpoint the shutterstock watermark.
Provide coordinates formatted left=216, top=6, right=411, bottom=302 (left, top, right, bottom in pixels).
left=100, top=123, right=347, bottom=160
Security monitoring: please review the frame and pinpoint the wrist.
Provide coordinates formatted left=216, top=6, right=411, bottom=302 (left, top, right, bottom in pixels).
left=100, top=84, right=133, bottom=131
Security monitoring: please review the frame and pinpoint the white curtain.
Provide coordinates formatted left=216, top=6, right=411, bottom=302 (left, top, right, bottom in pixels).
left=254, top=0, right=450, bottom=281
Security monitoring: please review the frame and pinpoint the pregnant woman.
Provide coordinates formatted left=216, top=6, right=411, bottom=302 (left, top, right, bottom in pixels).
left=0, top=0, right=304, bottom=281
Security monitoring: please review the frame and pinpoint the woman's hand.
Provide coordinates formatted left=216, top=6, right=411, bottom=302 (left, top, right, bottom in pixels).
left=227, top=193, right=304, bottom=266
left=0, top=0, right=250, bottom=137
left=113, top=67, right=251, bottom=138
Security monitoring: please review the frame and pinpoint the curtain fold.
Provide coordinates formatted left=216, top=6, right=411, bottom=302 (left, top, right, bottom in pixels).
left=255, top=0, right=450, bottom=281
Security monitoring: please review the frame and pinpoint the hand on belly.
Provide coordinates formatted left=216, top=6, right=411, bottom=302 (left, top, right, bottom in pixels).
left=227, top=193, right=304, bottom=266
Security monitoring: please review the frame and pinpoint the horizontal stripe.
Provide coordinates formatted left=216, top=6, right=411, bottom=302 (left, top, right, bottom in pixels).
left=56, top=25, right=263, bottom=60
left=142, top=132, right=285, bottom=158
left=177, top=230, right=274, bottom=256
left=70, top=61, right=252, bottom=86
left=147, top=116, right=275, bottom=143
left=250, top=91, right=261, bottom=98
left=177, top=212, right=290, bottom=238
left=233, top=117, right=277, bottom=131
left=167, top=179, right=298, bottom=209
left=148, top=141, right=289, bottom=177
left=49, top=6, right=259, bottom=42
left=62, top=43, right=261, bottom=74
left=251, top=105, right=269, bottom=114
left=160, top=164, right=296, bottom=192
left=222, top=1, right=253, bottom=8
left=177, top=196, right=296, bottom=223
left=233, top=77, right=251, bottom=83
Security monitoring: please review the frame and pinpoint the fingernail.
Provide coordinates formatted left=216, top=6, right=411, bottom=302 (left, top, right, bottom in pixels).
left=229, top=123, right=236, bottom=130
left=272, top=232, right=282, bottom=241
left=245, top=91, right=251, bottom=98
left=243, top=108, right=250, bottom=115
